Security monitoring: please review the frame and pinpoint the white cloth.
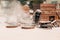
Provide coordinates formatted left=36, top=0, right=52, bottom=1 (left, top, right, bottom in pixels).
left=29, top=9, right=34, bottom=13
left=36, top=9, right=42, bottom=13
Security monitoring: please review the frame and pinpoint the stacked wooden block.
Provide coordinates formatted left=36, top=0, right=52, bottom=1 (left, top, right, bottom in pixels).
left=56, top=9, right=60, bottom=19
left=40, top=4, right=58, bottom=21
left=40, top=4, right=56, bottom=11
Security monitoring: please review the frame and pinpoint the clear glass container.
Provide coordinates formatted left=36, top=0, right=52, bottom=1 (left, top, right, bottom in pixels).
left=0, top=0, right=35, bottom=28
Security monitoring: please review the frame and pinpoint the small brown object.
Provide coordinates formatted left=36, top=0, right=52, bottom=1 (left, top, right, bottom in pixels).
left=6, top=26, right=18, bottom=28
left=21, top=27, right=35, bottom=29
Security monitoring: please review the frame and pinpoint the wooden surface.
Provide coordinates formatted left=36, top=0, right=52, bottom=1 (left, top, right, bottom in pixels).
left=40, top=4, right=59, bottom=21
